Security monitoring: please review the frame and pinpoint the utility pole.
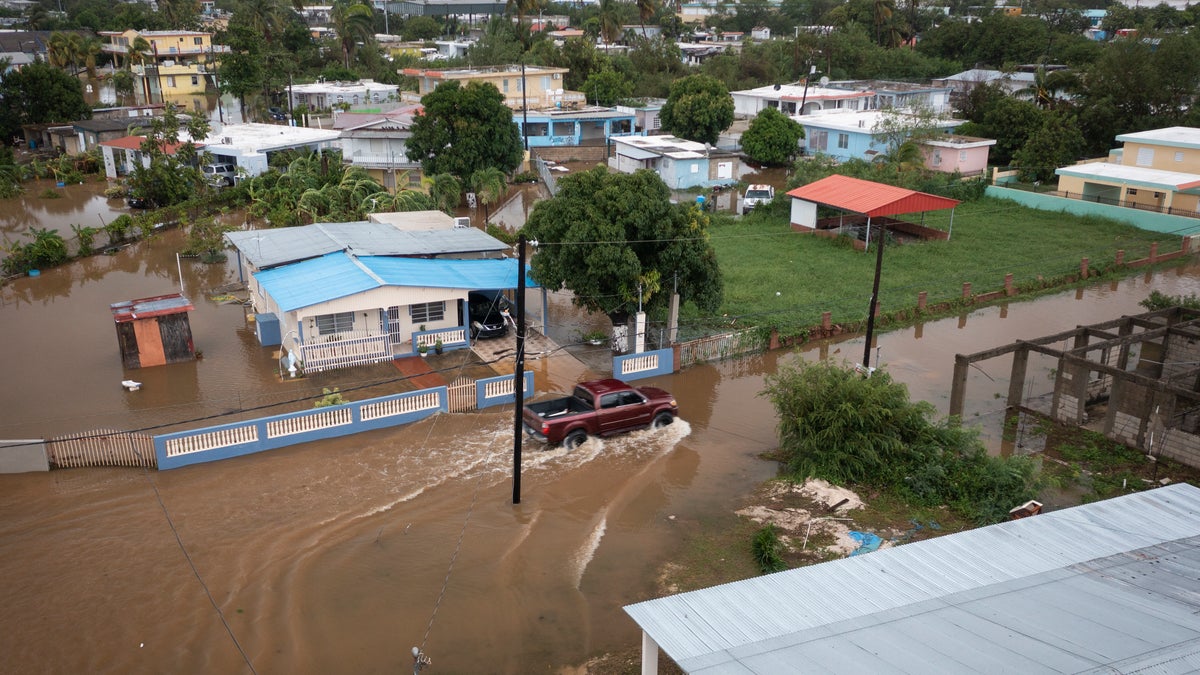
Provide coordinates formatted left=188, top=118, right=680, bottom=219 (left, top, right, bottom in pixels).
left=512, top=234, right=527, bottom=504
left=862, top=219, right=885, bottom=373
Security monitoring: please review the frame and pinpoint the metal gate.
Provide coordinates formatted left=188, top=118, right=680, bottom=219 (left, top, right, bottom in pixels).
left=447, top=377, right=477, bottom=413
left=46, top=428, right=156, bottom=469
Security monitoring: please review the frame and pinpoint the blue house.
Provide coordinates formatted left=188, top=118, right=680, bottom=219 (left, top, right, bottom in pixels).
left=516, top=106, right=637, bottom=148
left=608, top=134, right=741, bottom=189
left=796, top=110, right=960, bottom=163
left=225, top=213, right=538, bottom=374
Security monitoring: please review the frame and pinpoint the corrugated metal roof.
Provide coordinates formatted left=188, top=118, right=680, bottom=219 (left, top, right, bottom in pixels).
left=255, top=253, right=535, bottom=311
left=110, top=293, right=194, bottom=322
left=225, top=220, right=509, bottom=269
left=785, top=175, right=960, bottom=217
left=625, top=483, right=1200, bottom=674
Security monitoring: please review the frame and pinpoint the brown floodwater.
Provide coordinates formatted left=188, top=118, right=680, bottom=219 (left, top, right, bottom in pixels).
left=4, top=181, right=1200, bottom=672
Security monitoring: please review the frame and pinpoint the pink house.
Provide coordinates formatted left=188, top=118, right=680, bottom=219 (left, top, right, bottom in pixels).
left=919, top=134, right=996, bottom=177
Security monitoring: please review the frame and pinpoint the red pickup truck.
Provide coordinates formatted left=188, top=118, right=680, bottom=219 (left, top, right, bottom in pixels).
left=522, top=378, right=678, bottom=449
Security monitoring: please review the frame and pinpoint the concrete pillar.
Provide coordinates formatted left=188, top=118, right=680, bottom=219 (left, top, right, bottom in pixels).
left=1080, top=257, right=1089, bottom=280
left=917, top=291, right=927, bottom=311
left=1116, top=249, right=1124, bottom=266
left=1150, top=242, right=1158, bottom=263
left=962, top=282, right=971, bottom=300
left=634, top=312, right=646, bottom=354
left=1007, top=345, right=1029, bottom=409
left=1004, top=273, right=1014, bottom=296
left=821, top=311, right=831, bottom=331
left=667, top=293, right=679, bottom=345
left=948, top=354, right=969, bottom=421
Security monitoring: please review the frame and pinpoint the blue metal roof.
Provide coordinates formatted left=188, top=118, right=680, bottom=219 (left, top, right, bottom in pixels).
left=255, top=253, right=536, bottom=312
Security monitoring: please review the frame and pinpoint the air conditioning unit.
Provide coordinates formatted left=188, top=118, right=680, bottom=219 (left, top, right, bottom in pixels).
left=222, top=137, right=232, bottom=144
left=454, top=217, right=471, bottom=228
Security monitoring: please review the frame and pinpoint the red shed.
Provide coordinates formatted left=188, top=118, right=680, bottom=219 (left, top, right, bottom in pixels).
left=110, top=293, right=196, bottom=369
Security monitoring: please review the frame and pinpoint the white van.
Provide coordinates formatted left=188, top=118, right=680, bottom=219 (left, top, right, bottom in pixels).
left=742, top=184, right=775, bottom=215
left=202, top=163, right=237, bottom=187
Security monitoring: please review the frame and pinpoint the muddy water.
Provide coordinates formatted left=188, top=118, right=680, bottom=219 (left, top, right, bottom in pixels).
left=6, top=180, right=1200, bottom=670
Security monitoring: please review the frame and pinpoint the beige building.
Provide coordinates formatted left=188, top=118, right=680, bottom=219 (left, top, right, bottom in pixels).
left=1056, top=126, right=1200, bottom=217
left=399, top=65, right=585, bottom=110
left=100, top=29, right=226, bottom=100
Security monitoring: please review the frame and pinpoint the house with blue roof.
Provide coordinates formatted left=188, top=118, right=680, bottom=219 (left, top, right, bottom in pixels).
left=224, top=212, right=536, bottom=374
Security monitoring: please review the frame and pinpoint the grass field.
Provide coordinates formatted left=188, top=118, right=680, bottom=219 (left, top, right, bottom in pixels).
left=691, top=196, right=1185, bottom=337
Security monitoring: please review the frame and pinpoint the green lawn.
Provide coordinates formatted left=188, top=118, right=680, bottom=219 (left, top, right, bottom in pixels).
left=695, top=197, right=1182, bottom=337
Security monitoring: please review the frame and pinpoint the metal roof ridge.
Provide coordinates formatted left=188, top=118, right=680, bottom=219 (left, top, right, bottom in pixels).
left=345, top=251, right=387, bottom=286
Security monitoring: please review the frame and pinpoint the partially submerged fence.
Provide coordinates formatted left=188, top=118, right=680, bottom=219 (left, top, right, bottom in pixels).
left=46, top=428, right=156, bottom=469
left=675, top=329, right=765, bottom=369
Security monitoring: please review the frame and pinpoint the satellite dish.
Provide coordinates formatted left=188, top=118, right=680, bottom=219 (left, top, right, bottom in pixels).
left=819, top=76, right=830, bottom=86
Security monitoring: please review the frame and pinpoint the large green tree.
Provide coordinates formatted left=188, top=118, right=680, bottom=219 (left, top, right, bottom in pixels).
left=127, top=103, right=211, bottom=209
left=522, top=166, right=723, bottom=322
left=406, top=81, right=524, bottom=181
left=0, top=62, right=91, bottom=141
left=659, top=74, right=734, bottom=146
left=741, top=107, right=805, bottom=166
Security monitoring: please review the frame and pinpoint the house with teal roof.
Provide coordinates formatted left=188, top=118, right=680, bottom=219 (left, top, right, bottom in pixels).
left=224, top=212, right=536, bottom=374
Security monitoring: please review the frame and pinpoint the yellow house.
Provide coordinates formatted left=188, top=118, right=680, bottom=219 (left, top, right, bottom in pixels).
left=100, top=29, right=226, bottom=100
left=399, top=65, right=586, bottom=111
left=1055, top=126, right=1200, bottom=217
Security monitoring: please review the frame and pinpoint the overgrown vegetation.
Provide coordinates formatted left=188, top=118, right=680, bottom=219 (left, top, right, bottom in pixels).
left=751, top=524, right=787, bottom=573
left=762, top=360, right=1040, bottom=525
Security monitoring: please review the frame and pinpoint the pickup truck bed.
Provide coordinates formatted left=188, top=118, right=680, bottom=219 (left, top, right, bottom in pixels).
left=522, top=378, right=678, bottom=449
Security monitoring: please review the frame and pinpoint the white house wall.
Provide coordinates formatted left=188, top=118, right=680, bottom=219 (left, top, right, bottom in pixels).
left=293, top=286, right=470, bottom=344
left=790, top=198, right=817, bottom=229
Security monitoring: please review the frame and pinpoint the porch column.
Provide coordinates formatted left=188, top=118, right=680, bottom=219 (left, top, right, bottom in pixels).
left=640, top=632, right=659, bottom=675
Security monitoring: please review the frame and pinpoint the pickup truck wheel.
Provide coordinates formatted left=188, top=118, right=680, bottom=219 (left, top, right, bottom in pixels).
left=652, top=412, right=674, bottom=429
left=563, top=430, right=587, bottom=451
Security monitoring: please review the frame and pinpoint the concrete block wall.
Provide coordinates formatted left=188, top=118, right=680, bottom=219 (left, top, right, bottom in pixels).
left=1055, top=394, right=1079, bottom=422
left=1159, top=430, right=1200, bottom=468
left=1163, top=333, right=1200, bottom=379
left=532, top=146, right=609, bottom=166
left=1112, top=411, right=1143, bottom=447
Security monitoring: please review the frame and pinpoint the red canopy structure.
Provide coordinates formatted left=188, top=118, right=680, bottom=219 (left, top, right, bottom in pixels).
left=786, top=174, right=961, bottom=246
left=785, top=175, right=961, bottom=372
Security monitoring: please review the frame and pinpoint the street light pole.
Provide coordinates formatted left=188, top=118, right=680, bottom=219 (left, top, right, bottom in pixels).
left=512, top=234, right=527, bottom=504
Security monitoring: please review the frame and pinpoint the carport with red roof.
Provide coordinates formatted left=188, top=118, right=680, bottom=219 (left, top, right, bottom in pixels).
left=786, top=174, right=961, bottom=249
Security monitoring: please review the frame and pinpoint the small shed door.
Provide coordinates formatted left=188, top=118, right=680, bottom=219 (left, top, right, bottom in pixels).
left=717, top=161, right=733, bottom=179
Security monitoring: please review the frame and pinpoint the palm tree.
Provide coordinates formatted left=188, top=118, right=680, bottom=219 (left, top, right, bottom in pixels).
left=469, top=167, right=508, bottom=225
left=424, top=173, right=462, bottom=215
left=240, top=0, right=288, bottom=46
left=636, top=0, right=658, bottom=39
left=1015, top=66, right=1078, bottom=110
left=329, top=0, right=376, bottom=69
left=597, top=0, right=622, bottom=50
left=81, top=36, right=103, bottom=79
left=126, top=36, right=151, bottom=71
left=873, top=139, right=925, bottom=174
left=872, top=0, right=895, bottom=47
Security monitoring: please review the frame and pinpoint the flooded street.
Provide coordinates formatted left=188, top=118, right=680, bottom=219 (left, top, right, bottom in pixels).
left=4, top=179, right=1200, bottom=671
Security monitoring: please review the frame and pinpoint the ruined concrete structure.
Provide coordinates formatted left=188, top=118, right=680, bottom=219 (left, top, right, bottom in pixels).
left=950, top=306, right=1200, bottom=468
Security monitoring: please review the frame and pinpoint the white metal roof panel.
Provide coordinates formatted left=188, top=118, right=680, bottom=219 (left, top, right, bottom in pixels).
left=1055, top=161, right=1200, bottom=192
left=1116, top=126, right=1200, bottom=150
left=626, top=484, right=1200, bottom=674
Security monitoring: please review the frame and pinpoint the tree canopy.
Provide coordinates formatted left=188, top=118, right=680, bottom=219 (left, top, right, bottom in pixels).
left=0, top=62, right=91, bottom=141
left=522, top=166, right=723, bottom=322
left=659, top=74, right=734, bottom=146
left=740, top=107, right=805, bottom=166
left=406, top=81, right=524, bottom=182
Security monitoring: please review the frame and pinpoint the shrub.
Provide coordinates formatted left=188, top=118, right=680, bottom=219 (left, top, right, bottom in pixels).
left=762, top=360, right=1041, bottom=525
left=752, top=524, right=787, bottom=574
